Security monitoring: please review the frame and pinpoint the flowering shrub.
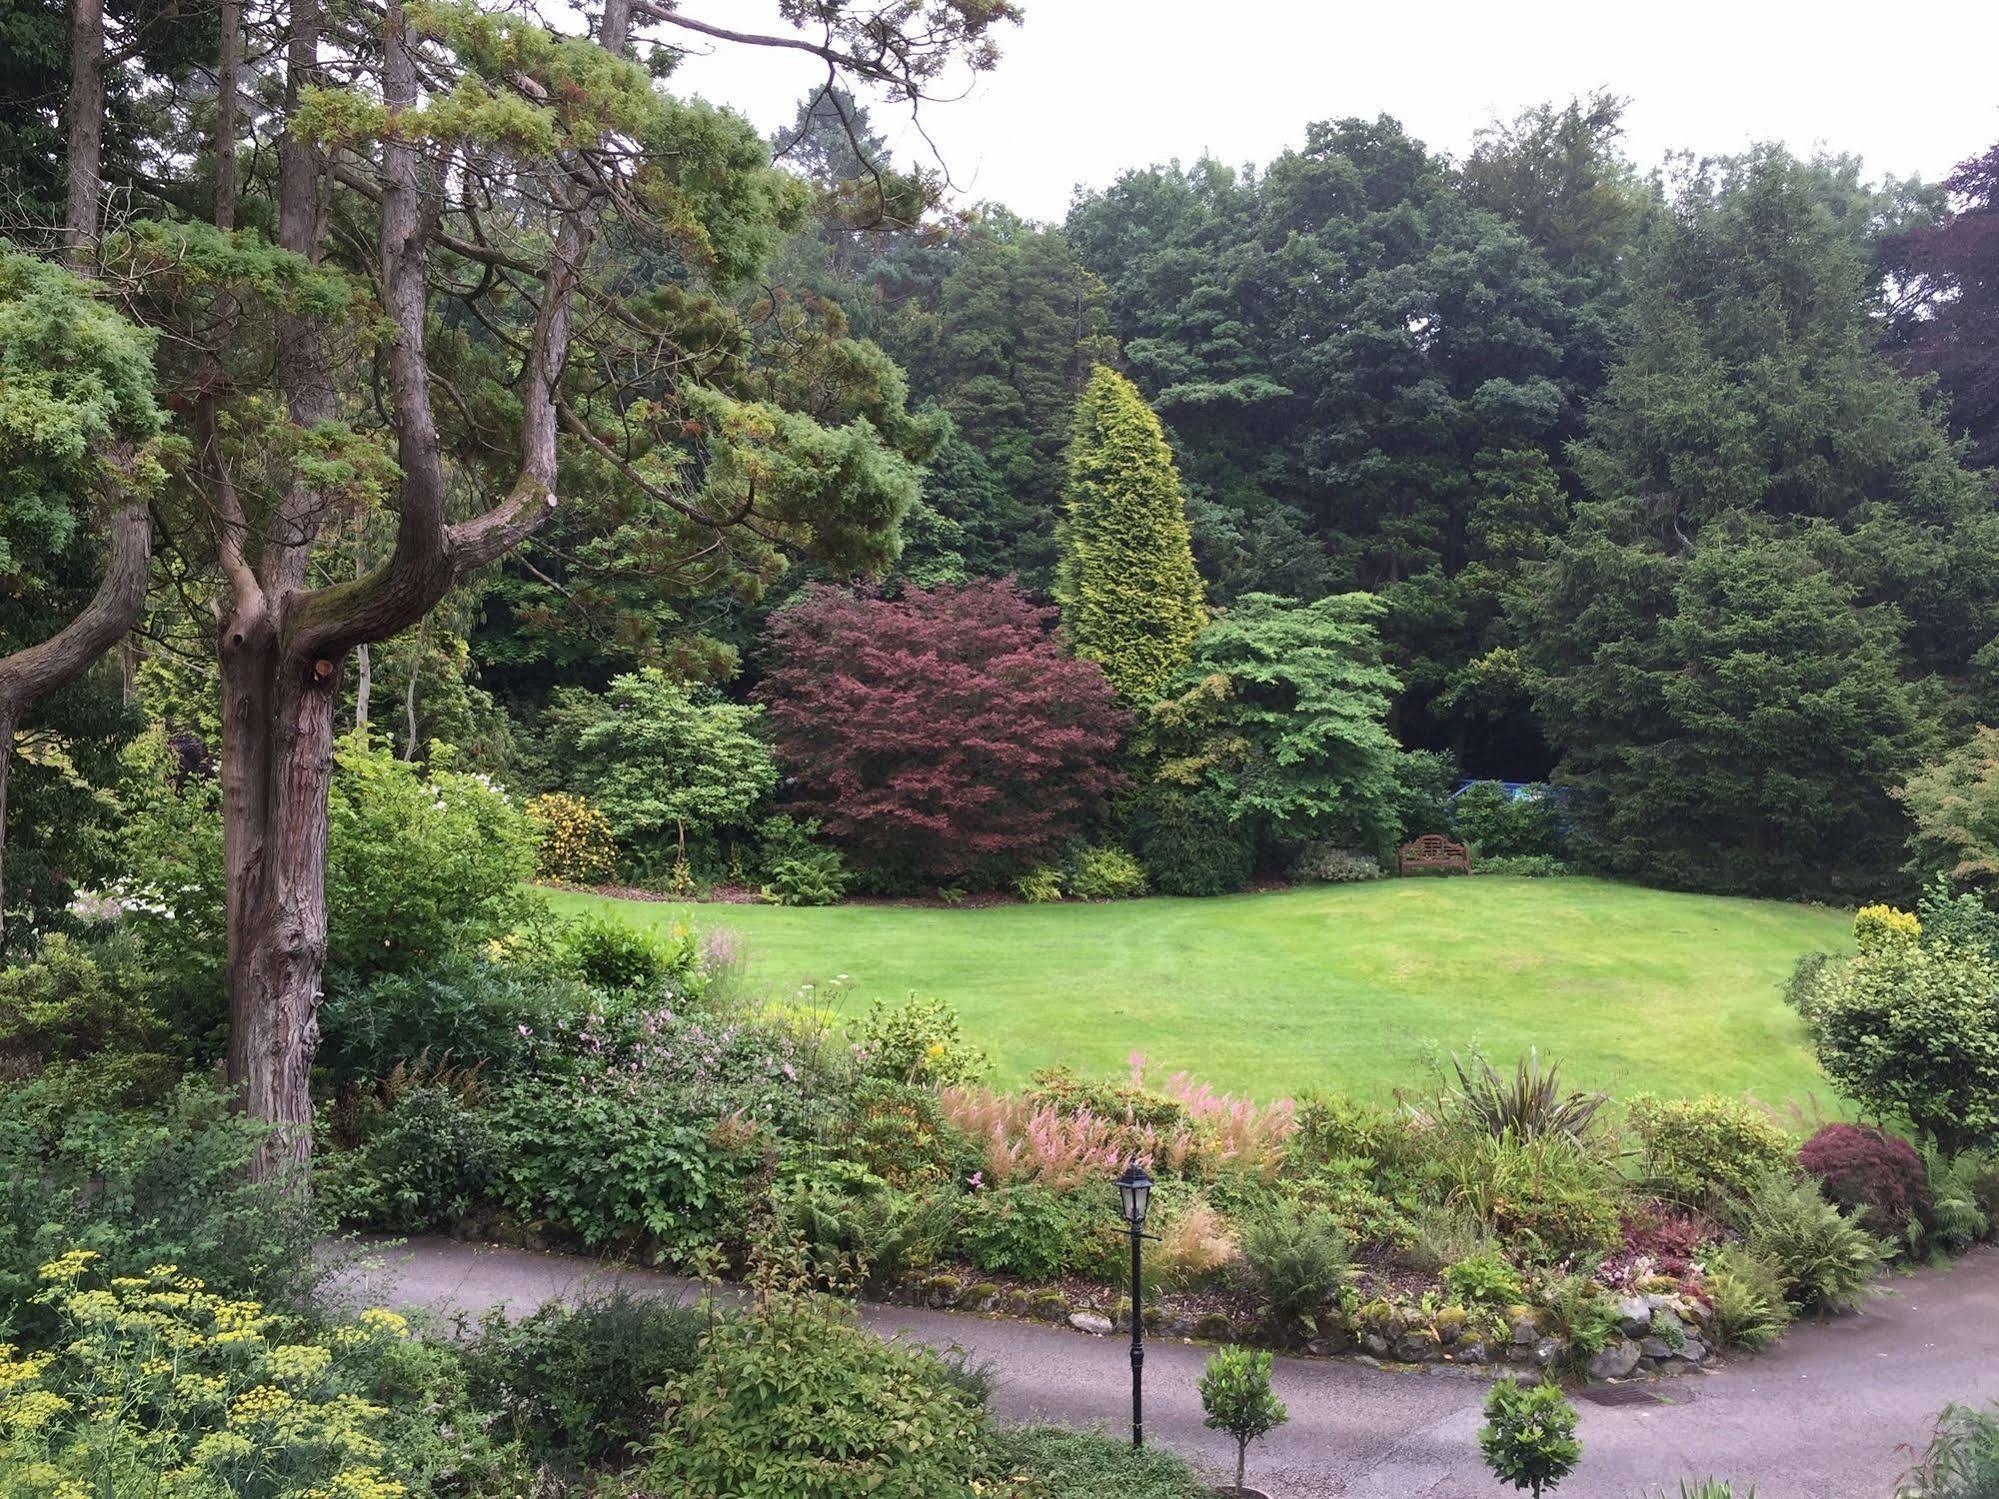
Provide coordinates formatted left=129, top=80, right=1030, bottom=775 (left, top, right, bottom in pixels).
left=1798, top=1123, right=1931, bottom=1236
left=854, top=995, right=987, bottom=1089
left=0, top=1250, right=413, bottom=1499
left=942, top=1087, right=1142, bottom=1191
left=524, top=792, right=617, bottom=885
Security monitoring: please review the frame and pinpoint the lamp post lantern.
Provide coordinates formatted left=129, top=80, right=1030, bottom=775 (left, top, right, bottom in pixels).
left=1114, top=1160, right=1154, bottom=1449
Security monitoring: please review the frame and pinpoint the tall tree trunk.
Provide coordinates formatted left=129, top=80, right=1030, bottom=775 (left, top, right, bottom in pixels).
left=63, top=0, right=105, bottom=262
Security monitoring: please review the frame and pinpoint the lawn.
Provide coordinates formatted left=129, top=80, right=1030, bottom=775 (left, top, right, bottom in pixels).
left=546, top=877, right=1853, bottom=1107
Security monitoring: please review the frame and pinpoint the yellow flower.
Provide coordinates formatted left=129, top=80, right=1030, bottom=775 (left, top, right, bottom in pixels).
left=356, top=1308, right=409, bottom=1339
left=226, top=1384, right=295, bottom=1426
left=0, top=1389, right=72, bottom=1431
left=36, top=1249, right=100, bottom=1286
left=267, top=1343, right=333, bottom=1385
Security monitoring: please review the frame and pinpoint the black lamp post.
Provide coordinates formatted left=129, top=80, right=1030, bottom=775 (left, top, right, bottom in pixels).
left=1114, top=1159, right=1154, bottom=1449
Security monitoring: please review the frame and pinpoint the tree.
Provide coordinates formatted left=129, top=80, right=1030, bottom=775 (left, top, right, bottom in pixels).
left=1479, top=1379, right=1581, bottom=1498
left=543, top=669, right=777, bottom=868
left=757, top=580, right=1128, bottom=885
left=100, top=0, right=1016, bottom=1175
left=1883, top=141, right=1999, bottom=469
left=1898, top=727, right=1999, bottom=894
left=1519, top=149, right=1999, bottom=894
left=1057, top=366, right=1205, bottom=702
left=1154, top=592, right=1405, bottom=852
left=1198, top=1345, right=1288, bottom=1495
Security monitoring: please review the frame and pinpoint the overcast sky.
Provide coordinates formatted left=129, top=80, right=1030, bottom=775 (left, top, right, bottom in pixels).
left=663, top=0, right=1999, bottom=221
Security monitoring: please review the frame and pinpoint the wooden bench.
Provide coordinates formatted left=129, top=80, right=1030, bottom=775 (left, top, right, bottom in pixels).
left=1399, top=834, right=1471, bottom=876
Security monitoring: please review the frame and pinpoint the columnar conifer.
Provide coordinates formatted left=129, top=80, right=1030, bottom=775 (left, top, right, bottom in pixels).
left=1056, top=366, right=1205, bottom=702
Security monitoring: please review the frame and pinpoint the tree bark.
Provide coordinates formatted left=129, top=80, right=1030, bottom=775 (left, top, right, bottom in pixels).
left=62, top=0, right=105, bottom=262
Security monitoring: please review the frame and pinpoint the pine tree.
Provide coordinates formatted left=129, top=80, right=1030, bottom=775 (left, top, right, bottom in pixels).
left=1057, top=366, right=1205, bottom=701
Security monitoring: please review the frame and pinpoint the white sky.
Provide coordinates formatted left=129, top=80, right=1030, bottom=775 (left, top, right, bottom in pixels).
left=663, top=0, right=1999, bottom=221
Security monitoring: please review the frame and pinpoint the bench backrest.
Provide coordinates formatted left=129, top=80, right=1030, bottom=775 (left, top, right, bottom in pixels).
left=1399, top=834, right=1470, bottom=872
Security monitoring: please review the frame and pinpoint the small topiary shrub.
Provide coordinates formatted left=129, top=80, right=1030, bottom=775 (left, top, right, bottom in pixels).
left=1068, top=845, right=1148, bottom=900
left=524, top=790, right=617, bottom=885
left=1479, top=1379, right=1581, bottom=1498
left=1289, top=843, right=1382, bottom=884
left=1798, top=1123, right=1931, bottom=1237
left=1738, top=1173, right=1885, bottom=1312
left=1198, top=1345, right=1288, bottom=1495
left=1627, top=1095, right=1796, bottom=1208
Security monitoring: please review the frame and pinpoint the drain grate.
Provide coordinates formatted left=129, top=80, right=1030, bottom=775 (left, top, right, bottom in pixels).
left=1576, top=1383, right=1687, bottom=1408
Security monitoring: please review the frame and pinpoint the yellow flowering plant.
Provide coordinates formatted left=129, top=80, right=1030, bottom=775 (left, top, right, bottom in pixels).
left=0, top=1250, right=411, bottom=1498
left=523, top=791, right=617, bottom=886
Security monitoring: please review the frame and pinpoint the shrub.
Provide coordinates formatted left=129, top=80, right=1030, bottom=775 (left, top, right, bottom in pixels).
left=1443, top=1248, right=1526, bottom=1306
left=1479, top=1379, right=1581, bottom=1498
left=0, top=934, right=171, bottom=1098
left=763, top=846, right=851, bottom=906
left=1900, top=1401, right=1999, bottom=1499
left=1799, top=936, right=1999, bottom=1153
left=1126, top=786, right=1255, bottom=896
left=1919, top=877, right=1999, bottom=959
left=1627, top=1095, right=1797, bottom=1208
left=464, top=1289, right=701, bottom=1470
left=1238, top=1209, right=1353, bottom=1333
left=1702, top=1246, right=1793, bottom=1350
left=1446, top=1050, right=1605, bottom=1142
left=324, top=1083, right=500, bottom=1233
left=2, top=1252, right=416, bottom=1496
left=1474, top=854, right=1574, bottom=878
left=1926, top=1148, right=1999, bottom=1254
left=1437, top=1133, right=1624, bottom=1263
left=778, top=1166, right=952, bottom=1292
left=1198, top=1346, right=1288, bottom=1495
left=855, top=995, right=988, bottom=1089
left=1290, top=843, right=1383, bottom=883
left=1798, top=1123, right=1931, bottom=1236
left=1015, top=865, right=1066, bottom=903
left=1069, top=844, right=1148, bottom=900
left=541, top=668, right=778, bottom=870
left=759, top=580, right=1129, bottom=885
left=1451, top=781, right=1560, bottom=858
left=1523, top=1265, right=1624, bottom=1371
left=560, top=914, right=698, bottom=994
left=982, top=1426, right=1206, bottom=1498
left=1855, top=901, right=1923, bottom=952
left=1152, top=1198, right=1241, bottom=1289
left=0, top=1075, right=319, bottom=1334
left=1738, top=1173, right=1886, bottom=1312
left=318, top=951, right=584, bottom=1083
left=524, top=790, right=617, bottom=884
left=841, top=1079, right=971, bottom=1189
left=1899, top=726, right=1999, bottom=894
left=646, top=1292, right=989, bottom=1498
left=954, top=1183, right=1093, bottom=1281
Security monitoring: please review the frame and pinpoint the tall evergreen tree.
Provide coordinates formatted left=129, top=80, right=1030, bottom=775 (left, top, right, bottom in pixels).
left=1057, top=366, right=1205, bottom=702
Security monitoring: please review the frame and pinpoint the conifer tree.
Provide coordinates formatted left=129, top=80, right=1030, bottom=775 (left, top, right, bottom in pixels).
left=1057, top=366, right=1205, bottom=701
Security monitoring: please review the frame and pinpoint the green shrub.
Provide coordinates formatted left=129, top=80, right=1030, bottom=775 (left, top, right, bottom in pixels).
left=777, top=1161, right=954, bottom=1292
left=1627, top=1095, right=1797, bottom=1208
left=1015, top=865, right=1066, bottom=903
left=1127, top=788, right=1254, bottom=896
left=464, top=1289, right=702, bottom=1471
left=1198, top=1345, right=1288, bottom=1494
left=1238, top=1209, right=1353, bottom=1333
left=1474, top=854, right=1575, bottom=878
left=1069, top=844, right=1148, bottom=900
left=1451, top=781, right=1560, bottom=858
left=763, top=846, right=851, bottom=906
left=322, top=1083, right=500, bottom=1234
left=1702, top=1246, right=1793, bottom=1351
left=855, top=994, right=988, bottom=1088
left=1523, top=1265, right=1624, bottom=1372
left=0, top=1075, right=319, bottom=1339
left=1443, top=1248, right=1526, bottom=1306
left=954, top=1183, right=1093, bottom=1281
left=524, top=789, right=618, bottom=884
left=1290, top=842, right=1383, bottom=883
left=1433, top=1133, right=1624, bottom=1263
left=1900, top=1401, right=1999, bottom=1499
left=982, top=1426, right=1206, bottom=1498
left=0, top=933, right=172, bottom=1099
left=1738, top=1173, right=1886, bottom=1312
left=841, top=1078, right=972, bottom=1188
left=646, top=1292, right=988, bottom=1499
left=560, top=913, right=698, bottom=993
left=1926, top=1147, right=1999, bottom=1254
left=0, top=1252, right=420, bottom=1496
left=317, top=951, right=584, bottom=1083
left=1801, top=935, right=1999, bottom=1154
left=1446, top=1050, right=1604, bottom=1142
left=1918, top=877, right=1999, bottom=959
left=1479, top=1379, right=1581, bottom=1498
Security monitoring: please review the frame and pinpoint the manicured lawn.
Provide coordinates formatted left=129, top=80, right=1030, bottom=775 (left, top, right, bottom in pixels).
left=546, top=878, right=1852, bottom=1107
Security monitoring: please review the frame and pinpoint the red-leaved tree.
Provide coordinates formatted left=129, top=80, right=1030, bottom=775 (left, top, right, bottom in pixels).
left=759, top=580, right=1129, bottom=883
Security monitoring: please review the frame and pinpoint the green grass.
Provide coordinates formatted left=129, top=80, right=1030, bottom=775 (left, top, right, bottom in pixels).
left=546, top=877, right=1853, bottom=1107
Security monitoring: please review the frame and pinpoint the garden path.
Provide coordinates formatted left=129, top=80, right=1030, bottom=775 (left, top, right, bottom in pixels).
left=358, top=1236, right=1999, bottom=1498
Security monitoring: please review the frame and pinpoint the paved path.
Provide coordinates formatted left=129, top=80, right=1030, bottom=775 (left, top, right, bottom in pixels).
left=355, top=1237, right=1999, bottom=1498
